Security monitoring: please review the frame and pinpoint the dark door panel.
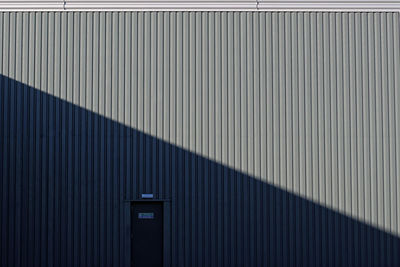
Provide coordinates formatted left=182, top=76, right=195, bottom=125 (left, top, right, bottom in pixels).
left=131, top=202, right=163, bottom=267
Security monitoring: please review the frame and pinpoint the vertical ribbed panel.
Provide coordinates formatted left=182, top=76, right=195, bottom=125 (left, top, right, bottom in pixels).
left=1, top=11, right=400, bottom=267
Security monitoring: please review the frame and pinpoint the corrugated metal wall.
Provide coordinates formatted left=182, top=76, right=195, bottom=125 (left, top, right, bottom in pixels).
left=1, top=11, right=400, bottom=267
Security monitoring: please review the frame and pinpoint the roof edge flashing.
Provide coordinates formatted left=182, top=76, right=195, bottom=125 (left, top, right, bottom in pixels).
left=0, top=1, right=400, bottom=12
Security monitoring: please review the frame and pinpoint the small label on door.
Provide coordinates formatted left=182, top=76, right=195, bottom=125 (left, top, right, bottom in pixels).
left=138, top=212, right=154, bottom=219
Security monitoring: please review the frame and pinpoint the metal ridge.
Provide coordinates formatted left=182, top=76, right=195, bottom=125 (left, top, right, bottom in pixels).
left=0, top=1, right=400, bottom=12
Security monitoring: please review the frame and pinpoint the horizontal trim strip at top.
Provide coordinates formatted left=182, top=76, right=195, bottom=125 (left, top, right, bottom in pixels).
left=0, top=1, right=400, bottom=11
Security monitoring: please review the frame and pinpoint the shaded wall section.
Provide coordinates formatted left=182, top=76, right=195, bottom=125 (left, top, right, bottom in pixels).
left=1, top=11, right=400, bottom=267
left=1, top=75, right=400, bottom=267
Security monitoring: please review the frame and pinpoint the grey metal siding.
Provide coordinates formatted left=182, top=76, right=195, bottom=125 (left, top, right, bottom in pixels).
left=1, top=11, right=400, bottom=267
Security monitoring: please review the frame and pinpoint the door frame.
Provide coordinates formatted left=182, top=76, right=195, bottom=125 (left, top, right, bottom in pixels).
left=129, top=199, right=171, bottom=267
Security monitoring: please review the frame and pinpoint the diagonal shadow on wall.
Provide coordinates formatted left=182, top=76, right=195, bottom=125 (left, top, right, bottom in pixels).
left=1, top=73, right=400, bottom=267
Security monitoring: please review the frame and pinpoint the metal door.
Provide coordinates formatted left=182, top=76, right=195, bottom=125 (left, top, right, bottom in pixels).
left=131, top=202, right=163, bottom=267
